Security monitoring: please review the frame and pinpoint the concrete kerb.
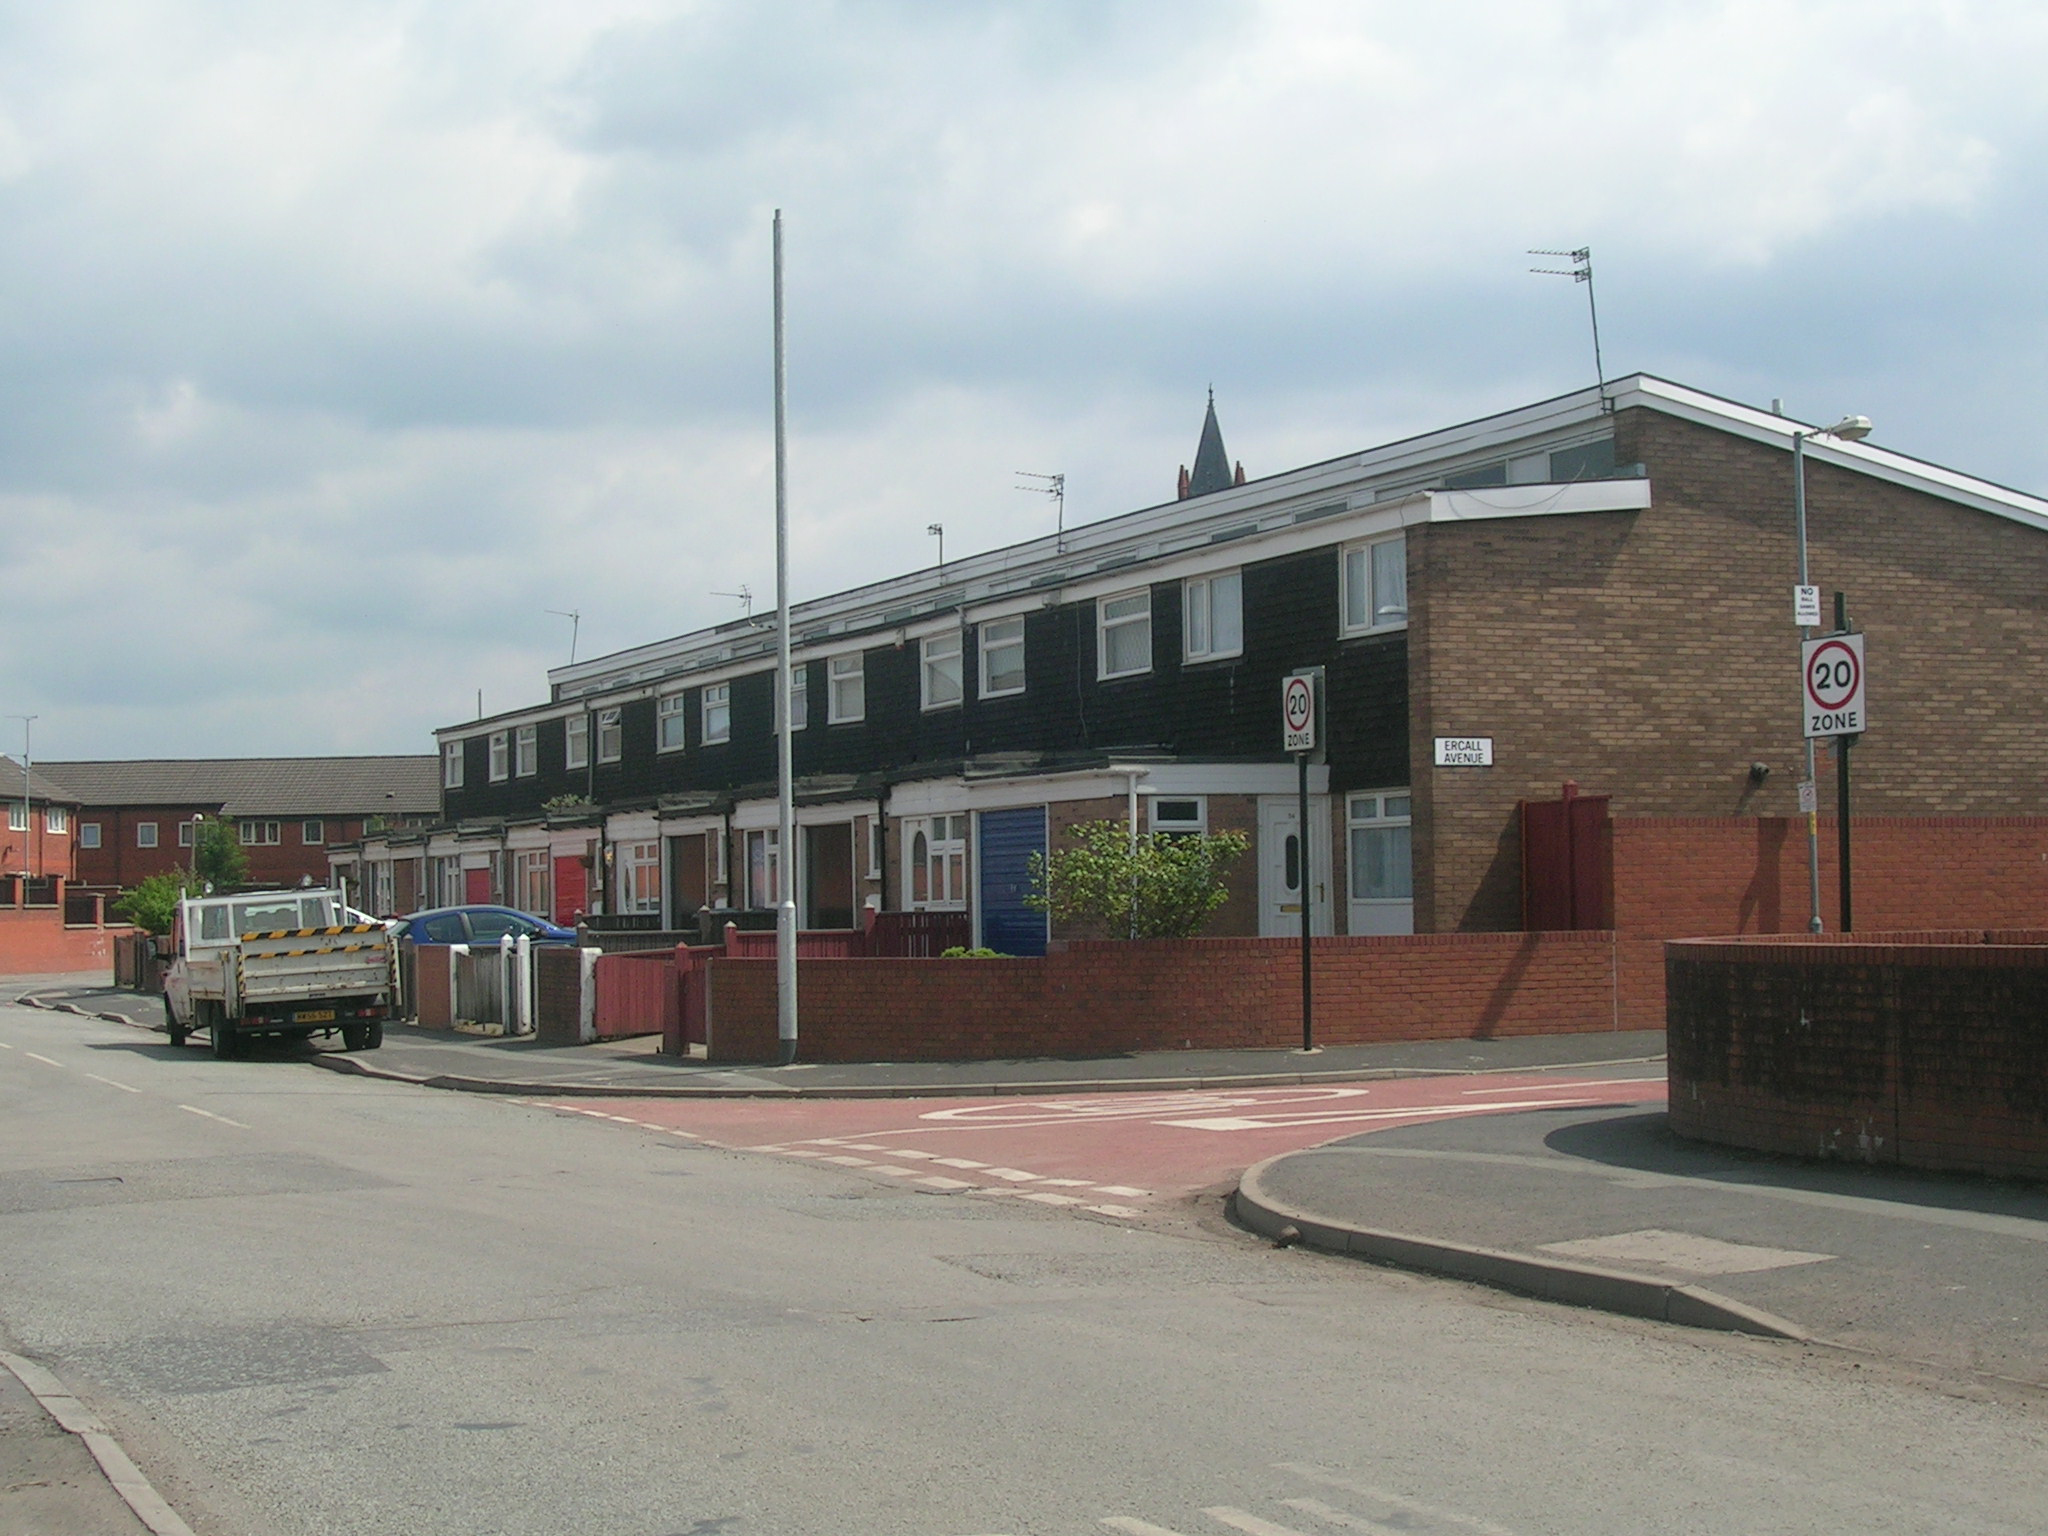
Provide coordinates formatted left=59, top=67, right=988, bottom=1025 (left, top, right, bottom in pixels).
left=0, top=1348, right=198, bottom=1536
left=1232, top=1150, right=1810, bottom=1343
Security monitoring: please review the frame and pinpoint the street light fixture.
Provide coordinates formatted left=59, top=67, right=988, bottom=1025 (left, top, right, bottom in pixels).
left=1792, top=412, right=1872, bottom=933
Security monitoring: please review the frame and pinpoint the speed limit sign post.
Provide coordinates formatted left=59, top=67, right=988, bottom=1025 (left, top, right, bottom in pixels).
left=1281, top=669, right=1324, bottom=1051
left=1800, top=594, right=1864, bottom=930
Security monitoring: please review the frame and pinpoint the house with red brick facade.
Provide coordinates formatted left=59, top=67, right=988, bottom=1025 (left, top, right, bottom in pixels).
left=48, top=757, right=439, bottom=893
left=382, top=375, right=2048, bottom=952
left=0, top=755, right=83, bottom=887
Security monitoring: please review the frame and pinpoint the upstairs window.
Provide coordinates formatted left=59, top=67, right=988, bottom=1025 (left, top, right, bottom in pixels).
left=702, top=682, right=731, bottom=745
left=136, top=822, right=158, bottom=848
left=829, top=654, right=865, bottom=724
left=1343, top=532, right=1407, bottom=635
left=657, top=692, right=687, bottom=752
left=489, top=731, right=510, bottom=781
left=979, top=617, right=1025, bottom=697
left=921, top=632, right=963, bottom=710
left=443, top=740, right=464, bottom=789
left=774, top=666, right=809, bottom=734
left=7, top=804, right=26, bottom=832
left=45, top=806, right=69, bottom=834
left=515, top=724, right=537, bottom=777
left=596, top=708, right=622, bottom=763
left=1098, top=589, right=1153, bottom=679
left=302, top=819, right=324, bottom=845
left=564, top=714, right=589, bottom=770
left=239, top=820, right=281, bottom=846
left=178, top=819, right=197, bottom=847
left=1183, top=571, right=1243, bottom=662
left=80, top=822, right=102, bottom=850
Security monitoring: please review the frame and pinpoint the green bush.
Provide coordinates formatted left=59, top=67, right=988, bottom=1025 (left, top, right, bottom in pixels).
left=940, top=946, right=1005, bottom=959
left=111, top=869, right=197, bottom=935
left=1025, top=820, right=1250, bottom=940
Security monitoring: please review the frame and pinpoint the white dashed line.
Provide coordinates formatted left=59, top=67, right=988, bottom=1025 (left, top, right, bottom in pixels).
left=1035, top=1177, right=1095, bottom=1187
left=982, top=1167, right=1040, bottom=1182
left=929, top=1156, right=988, bottom=1169
left=25, top=1052, right=62, bottom=1067
left=84, top=1073, right=140, bottom=1093
left=178, top=1105, right=249, bottom=1129
left=1020, top=1192, right=1084, bottom=1206
left=1095, top=1185, right=1150, bottom=1198
left=916, top=1175, right=975, bottom=1190
left=822, top=1155, right=875, bottom=1167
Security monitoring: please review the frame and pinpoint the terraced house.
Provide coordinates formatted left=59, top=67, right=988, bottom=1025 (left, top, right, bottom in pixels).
left=357, top=376, right=2048, bottom=950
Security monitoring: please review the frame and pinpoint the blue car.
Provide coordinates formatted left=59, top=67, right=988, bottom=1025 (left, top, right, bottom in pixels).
left=391, top=906, right=578, bottom=947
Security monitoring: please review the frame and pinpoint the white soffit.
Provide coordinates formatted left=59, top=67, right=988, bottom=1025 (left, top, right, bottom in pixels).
left=1426, top=480, right=1654, bottom=523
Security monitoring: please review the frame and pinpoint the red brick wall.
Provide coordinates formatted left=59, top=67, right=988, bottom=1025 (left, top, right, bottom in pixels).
left=414, top=944, right=453, bottom=1029
left=73, top=806, right=379, bottom=890
left=1667, top=932, right=2048, bottom=1178
left=705, top=930, right=1623, bottom=1064
left=0, top=909, right=130, bottom=976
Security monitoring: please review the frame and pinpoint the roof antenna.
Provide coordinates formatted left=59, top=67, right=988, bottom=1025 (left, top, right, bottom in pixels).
left=712, top=584, right=755, bottom=619
left=1016, top=471, right=1066, bottom=553
left=1530, top=246, right=1610, bottom=413
left=545, top=609, right=581, bottom=665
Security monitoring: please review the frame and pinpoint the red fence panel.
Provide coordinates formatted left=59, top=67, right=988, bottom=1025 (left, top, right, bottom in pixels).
left=1521, top=784, right=1611, bottom=930
left=591, top=949, right=676, bottom=1040
left=866, top=909, right=972, bottom=956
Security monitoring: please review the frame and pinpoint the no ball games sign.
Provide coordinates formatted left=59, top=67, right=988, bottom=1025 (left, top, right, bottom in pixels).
left=1282, top=670, right=1318, bottom=752
left=1802, top=632, right=1867, bottom=737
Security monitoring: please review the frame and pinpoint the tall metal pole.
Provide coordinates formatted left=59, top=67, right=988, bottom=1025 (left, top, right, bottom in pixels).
left=1793, top=431, right=1823, bottom=933
left=1834, top=591, right=1854, bottom=934
left=12, top=716, right=35, bottom=880
left=773, top=210, right=798, bottom=1065
left=1297, top=749, right=1313, bottom=1052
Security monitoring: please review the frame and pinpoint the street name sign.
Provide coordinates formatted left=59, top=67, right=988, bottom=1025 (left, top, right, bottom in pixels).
left=1282, top=671, right=1317, bottom=752
left=1802, top=633, right=1866, bottom=737
left=1434, top=737, right=1493, bottom=767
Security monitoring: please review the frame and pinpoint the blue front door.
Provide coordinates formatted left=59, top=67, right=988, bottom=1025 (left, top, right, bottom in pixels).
left=977, top=806, right=1048, bottom=957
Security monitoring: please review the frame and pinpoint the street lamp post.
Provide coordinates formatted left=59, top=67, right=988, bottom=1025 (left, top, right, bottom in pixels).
left=9, top=715, right=36, bottom=881
left=1791, top=413, right=1871, bottom=933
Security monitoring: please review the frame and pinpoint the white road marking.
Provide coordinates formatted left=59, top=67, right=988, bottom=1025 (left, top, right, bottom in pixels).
left=838, top=1142, right=896, bottom=1152
left=917, top=1176, right=975, bottom=1189
left=1095, top=1185, right=1151, bottom=1198
left=1036, top=1177, right=1096, bottom=1187
left=883, top=1148, right=940, bottom=1159
left=1085, top=1204, right=1143, bottom=1219
left=1203, top=1509, right=1316, bottom=1536
left=84, top=1073, right=140, bottom=1093
left=1020, top=1192, right=1083, bottom=1206
left=1102, top=1519, right=1191, bottom=1535
left=1461, top=1076, right=1663, bottom=1095
left=25, top=1052, right=62, bottom=1067
left=982, top=1167, right=1041, bottom=1182
left=1162, top=1097, right=1605, bottom=1132
left=930, top=1156, right=989, bottom=1169
left=1280, top=1498, right=1406, bottom=1533
left=1275, top=1465, right=1518, bottom=1536
left=178, top=1105, right=249, bottom=1129
left=822, top=1155, right=875, bottom=1166
left=0, top=1040, right=13, bottom=1048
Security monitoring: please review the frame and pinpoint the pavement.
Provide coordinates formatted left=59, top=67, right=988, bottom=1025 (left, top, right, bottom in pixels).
left=13, top=969, right=2048, bottom=1398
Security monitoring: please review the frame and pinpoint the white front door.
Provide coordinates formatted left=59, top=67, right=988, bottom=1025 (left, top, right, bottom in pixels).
left=1258, top=795, right=1333, bottom=938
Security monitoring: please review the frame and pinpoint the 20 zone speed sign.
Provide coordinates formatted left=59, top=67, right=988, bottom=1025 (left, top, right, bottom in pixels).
left=1282, top=671, right=1317, bottom=752
left=1802, top=632, right=1866, bottom=737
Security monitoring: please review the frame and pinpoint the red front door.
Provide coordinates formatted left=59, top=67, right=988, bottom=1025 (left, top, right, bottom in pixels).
left=465, top=867, right=492, bottom=905
left=552, top=856, right=587, bottom=924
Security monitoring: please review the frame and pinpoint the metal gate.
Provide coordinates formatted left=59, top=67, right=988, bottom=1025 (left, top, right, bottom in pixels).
left=1520, top=782, right=1612, bottom=930
left=976, top=806, right=1047, bottom=957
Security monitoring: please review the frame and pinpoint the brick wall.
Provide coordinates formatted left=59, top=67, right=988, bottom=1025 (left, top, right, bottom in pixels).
left=534, top=944, right=584, bottom=1045
left=0, top=909, right=129, bottom=976
left=1408, top=407, right=2048, bottom=934
left=704, top=930, right=1622, bottom=1064
left=414, top=944, right=453, bottom=1029
left=1667, top=932, right=2048, bottom=1179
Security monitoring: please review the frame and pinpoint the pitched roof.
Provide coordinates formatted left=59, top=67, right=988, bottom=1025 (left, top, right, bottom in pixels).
left=1188, top=388, right=1234, bottom=497
left=36, top=757, right=441, bottom=817
left=0, top=756, right=84, bottom=805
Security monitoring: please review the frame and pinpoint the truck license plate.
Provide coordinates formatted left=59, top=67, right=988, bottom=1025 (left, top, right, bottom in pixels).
left=294, top=1009, right=336, bottom=1023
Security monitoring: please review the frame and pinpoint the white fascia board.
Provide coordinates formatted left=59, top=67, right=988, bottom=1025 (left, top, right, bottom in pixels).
left=425, top=833, right=462, bottom=857
left=1620, top=376, right=2048, bottom=533
left=728, top=801, right=869, bottom=831
left=1425, top=479, right=1655, bottom=523
left=878, top=763, right=1332, bottom=819
left=548, top=828, right=595, bottom=855
left=607, top=812, right=659, bottom=842
left=504, top=825, right=551, bottom=850
left=654, top=811, right=724, bottom=835
left=459, top=848, right=495, bottom=869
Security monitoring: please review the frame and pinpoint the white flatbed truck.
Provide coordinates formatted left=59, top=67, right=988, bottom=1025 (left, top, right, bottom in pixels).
left=162, top=889, right=400, bottom=1058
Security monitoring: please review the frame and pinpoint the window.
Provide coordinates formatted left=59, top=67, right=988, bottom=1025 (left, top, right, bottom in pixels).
left=239, top=820, right=281, bottom=846
left=45, top=806, right=68, bottom=834
left=302, top=819, right=324, bottom=845
left=979, top=617, right=1025, bottom=697
left=921, top=631, right=963, bottom=710
left=489, top=730, right=510, bottom=781
left=702, top=682, right=731, bottom=745
left=516, top=850, right=550, bottom=916
left=6, top=804, right=24, bottom=831
left=774, top=666, right=809, bottom=734
left=80, top=822, right=101, bottom=850
left=596, top=708, right=622, bottom=763
left=178, top=819, right=197, bottom=847
left=1097, top=589, right=1153, bottom=679
left=443, top=740, right=464, bottom=789
left=1343, top=533, right=1408, bottom=634
left=515, top=724, right=537, bottom=777
left=744, top=828, right=781, bottom=907
left=1183, top=571, right=1243, bottom=662
left=829, top=653, right=865, bottom=724
left=619, top=842, right=660, bottom=914
left=564, top=713, right=589, bottom=770
left=657, top=692, right=687, bottom=752
left=903, top=814, right=968, bottom=909
left=1149, top=797, right=1207, bottom=836
left=1348, top=792, right=1413, bottom=901
left=136, top=822, right=158, bottom=848
left=867, top=818, right=884, bottom=879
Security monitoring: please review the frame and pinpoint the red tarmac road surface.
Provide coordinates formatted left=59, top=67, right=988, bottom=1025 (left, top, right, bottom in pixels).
left=531, top=1070, right=1667, bottom=1220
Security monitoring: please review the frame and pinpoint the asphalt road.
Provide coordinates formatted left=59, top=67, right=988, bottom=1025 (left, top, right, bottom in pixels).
left=5, top=999, right=2047, bottom=1536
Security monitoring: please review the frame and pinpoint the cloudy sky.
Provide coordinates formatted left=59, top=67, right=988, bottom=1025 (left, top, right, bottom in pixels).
left=5, top=0, right=2044, bottom=761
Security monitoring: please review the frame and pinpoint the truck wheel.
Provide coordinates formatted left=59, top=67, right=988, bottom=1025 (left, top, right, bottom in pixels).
left=342, top=1021, right=370, bottom=1051
left=210, top=1006, right=237, bottom=1060
left=164, top=995, right=188, bottom=1047
left=365, top=1018, right=383, bottom=1050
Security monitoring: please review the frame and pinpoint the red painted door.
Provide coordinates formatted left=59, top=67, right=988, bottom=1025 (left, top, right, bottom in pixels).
left=553, top=856, right=587, bottom=924
left=465, top=867, right=493, bottom=905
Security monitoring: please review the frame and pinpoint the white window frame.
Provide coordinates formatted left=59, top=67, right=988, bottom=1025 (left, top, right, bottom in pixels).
left=489, top=730, right=510, bottom=782
left=516, top=849, right=551, bottom=917
left=1342, top=532, right=1409, bottom=636
left=618, top=841, right=661, bottom=915
left=44, top=806, right=68, bottom=835
left=979, top=616, right=1026, bottom=698
left=302, top=819, right=324, bottom=845
left=774, top=666, right=809, bottom=734
left=1183, top=570, right=1243, bottom=662
left=657, top=692, right=688, bottom=752
left=1097, top=588, right=1153, bottom=680
left=443, top=740, right=464, bottom=789
left=136, top=821, right=158, bottom=849
left=744, top=827, right=781, bottom=908
left=921, top=631, right=963, bottom=711
left=1347, top=790, right=1414, bottom=903
left=866, top=818, right=884, bottom=880
left=515, top=724, right=537, bottom=777
left=239, top=819, right=281, bottom=846
left=596, top=707, right=622, bottom=764
left=564, top=713, right=589, bottom=770
left=80, top=822, right=101, bottom=850
left=1148, top=796, right=1208, bottom=836
left=828, top=653, right=865, bottom=724
left=7, top=804, right=26, bottom=832
left=178, top=819, right=198, bottom=848
left=702, top=682, right=731, bottom=745
left=901, top=814, right=969, bottom=911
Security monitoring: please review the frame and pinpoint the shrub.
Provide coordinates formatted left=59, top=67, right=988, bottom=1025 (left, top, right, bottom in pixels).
left=1025, top=821, right=1250, bottom=940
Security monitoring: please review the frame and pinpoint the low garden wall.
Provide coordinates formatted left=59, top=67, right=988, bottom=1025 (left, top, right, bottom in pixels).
left=1667, top=930, right=2048, bottom=1179
left=704, top=930, right=1627, bottom=1065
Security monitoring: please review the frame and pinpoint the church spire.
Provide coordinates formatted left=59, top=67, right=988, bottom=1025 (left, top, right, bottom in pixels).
left=1184, top=386, right=1235, bottom=499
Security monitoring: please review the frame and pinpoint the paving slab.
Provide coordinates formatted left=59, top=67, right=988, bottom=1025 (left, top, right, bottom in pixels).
left=1239, top=1101, right=2048, bottom=1386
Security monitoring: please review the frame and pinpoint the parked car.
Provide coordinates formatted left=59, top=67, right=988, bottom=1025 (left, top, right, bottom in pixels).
left=391, top=906, right=577, bottom=947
